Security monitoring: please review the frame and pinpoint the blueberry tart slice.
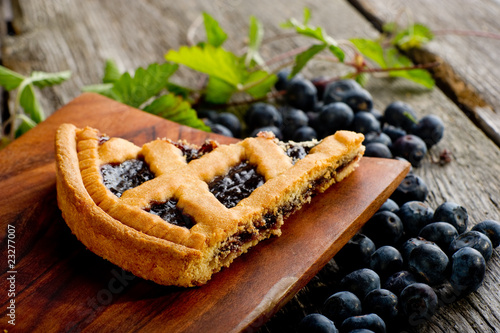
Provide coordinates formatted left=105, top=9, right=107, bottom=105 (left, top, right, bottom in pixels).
left=55, top=124, right=364, bottom=287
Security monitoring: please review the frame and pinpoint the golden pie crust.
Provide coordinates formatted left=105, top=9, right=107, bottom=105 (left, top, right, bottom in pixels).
left=55, top=124, right=364, bottom=287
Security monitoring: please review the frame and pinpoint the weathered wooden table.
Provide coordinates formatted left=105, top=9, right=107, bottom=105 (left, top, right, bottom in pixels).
left=1, top=0, right=499, bottom=332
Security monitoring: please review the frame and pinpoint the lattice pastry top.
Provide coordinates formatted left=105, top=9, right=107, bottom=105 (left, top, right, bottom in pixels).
left=55, top=124, right=364, bottom=287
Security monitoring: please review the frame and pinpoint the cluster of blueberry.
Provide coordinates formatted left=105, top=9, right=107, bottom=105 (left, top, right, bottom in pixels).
left=297, top=173, right=500, bottom=333
left=201, top=73, right=444, bottom=169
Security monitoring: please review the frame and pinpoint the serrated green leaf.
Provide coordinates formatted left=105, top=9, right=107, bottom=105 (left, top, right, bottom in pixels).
left=103, top=59, right=121, bottom=83
left=203, top=12, right=228, bottom=47
left=19, top=83, right=44, bottom=123
left=350, top=38, right=386, bottom=68
left=15, top=114, right=37, bottom=138
left=143, top=94, right=210, bottom=131
left=205, top=76, right=236, bottom=104
left=29, top=70, right=71, bottom=88
left=385, top=48, right=434, bottom=88
left=165, top=82, right=194, bottom=99
left=290, top=44, right=326, bottom=77
left=111, top=62, right=178, bottom=108
left=0, top=65, right=25, bottom=91
left=281, top=17, right=344, bottom=62
left=245, top=15, right=264, bottom=66
left=81, top=83, right=120, bottom=100
left=243, top=71, right=277, bottom=99
left=166, top=45, right=244, bottom=86
left=393, top=23, right=433, bottom=51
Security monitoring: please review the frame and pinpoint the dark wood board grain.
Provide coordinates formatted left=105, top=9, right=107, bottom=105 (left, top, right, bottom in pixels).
left=0, top=93, right=409, bottom=332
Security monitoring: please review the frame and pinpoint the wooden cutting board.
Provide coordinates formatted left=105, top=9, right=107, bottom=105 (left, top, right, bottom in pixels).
left=0, top=93, right=409, bottom=332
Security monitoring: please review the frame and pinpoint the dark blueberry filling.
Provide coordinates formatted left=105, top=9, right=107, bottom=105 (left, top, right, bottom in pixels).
left=147, top=200, right=195, bottom=229
left=101, top=159, right=155, bottom=197
left=171, top=140, right=218, bottom=163
left=208, top=162, right=265, bottom=208
left=284, top=142, right=317, bottom=164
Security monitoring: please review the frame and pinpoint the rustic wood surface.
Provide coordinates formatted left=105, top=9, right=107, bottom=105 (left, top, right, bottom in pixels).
left=350, top=0, right=500, bottom=146
left=1, top=0, right=500, bottom=332
left=0, top=92, right=408, bottom=332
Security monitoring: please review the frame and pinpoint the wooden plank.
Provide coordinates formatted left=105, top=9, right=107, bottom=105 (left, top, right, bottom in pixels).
left=349, top=0, right=500, bottom=145
left=0, top=93, right=409, bottom=332
left=1, top=0, right=500, bottom=332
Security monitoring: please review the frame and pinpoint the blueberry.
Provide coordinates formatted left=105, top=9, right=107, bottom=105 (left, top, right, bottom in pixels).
left=383, top=270, right=418, bottom=296
left=316, top=102, right=354, bottom=137
left=323, top=79, right=362, bottom=104
left=382, top=124, right=407, bottom=143
left=408, top=243, right=449, bottom=285
left=411, top=115, right=444, bottom=148
left=250, top=126, right=283, bottom=140
left=419, top=222, right=459, bottom=251
left=323, top=291, right=362, bottom=326
left=246, top=103, right=283, bottom=130
left=214, top=112, right=241, bottom=137
left=335, top=234, right=376, bottom=272
left=341, top=88, right=373, bottom=113
left=397, top=201, right=434, bottom=237
left=210, top=123, right=234, bottom=137
left=448, top=230, right=493, bottom=261
left=298, top=313, right=339, bottom=333
left=449, top=247, right=486, bottom=295
left=472, top=220, right=500, bottom=247
left=364, top=143, right=393, bottom=159
left=275, top=69, right=293, bottom=91
left=197, top=109, right=218, bottom=121
left=286, top=78, right=318, bottom=111
left=369, top=108, right=384, bottom=123
left=363, top=132, right=392, bottom=146
left=377, top=198, right=399, bottom=213
left=340, top=313, right=386, bottom=333
left=280, top=107, right=309, bottom=140
left=391, top=135, right=427, bottom=167
left=433, top=202, right=468, bottom=234
left=363, top=289, right=399, bottom=323
left=351, top=111, right=381, bottom=134
left=369, top=246, right=404, bottom=279
left=340, top=268, right=381, bottom=300
left=400, top=237, right=437, bottom=263
left=399, top=283, right=438, bottom=323
left=293, top=126, right=318, bottom=141
left=390, top=174, right=428, bottom=205
left=384, top=101, right=418, bottom=132
left=363, top=211, right=404, bottom=247
left=311, top=76, right=328, bottom=100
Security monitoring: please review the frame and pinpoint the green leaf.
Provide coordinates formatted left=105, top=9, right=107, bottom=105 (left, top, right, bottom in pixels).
left=111, top=62, right=178, bottom=108
left=15, top=114, right=37, bottom=138
left=350, top=38, right=386, bottom=68
left=103, top=59, right=121, bottom=83
left=19, top=83, right=45, bottom=123
left=243, top=70, right=277, bottom=99
left=393, top=23, right=434, bottom=51
left=290, top=44, right=326, bottom=77
left=386, top=48, right=435, bottom=88
left=29, top=70, right=72, bottom=88
left=281, top=16, right=344, bottom=62
left=0, top=65, right=25, bottom=91
left=205, top=76, right=236, bottom=104
left=81, top=83, right=119, bottom=100
left=203, top=12, right=227, bottom=47
left=245, top=15, right=264, bottom=66
left=143, top=94, right=210, bottom=131
left=166, top=45, right=244, bottom=86
left=165, top=82, right=194, bottom=99
left=303, top=7, right=311, bottom=25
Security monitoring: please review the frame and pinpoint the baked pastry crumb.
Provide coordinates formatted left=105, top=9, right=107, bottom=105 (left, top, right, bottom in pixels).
left=55, top=124, right=364, bottom=287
